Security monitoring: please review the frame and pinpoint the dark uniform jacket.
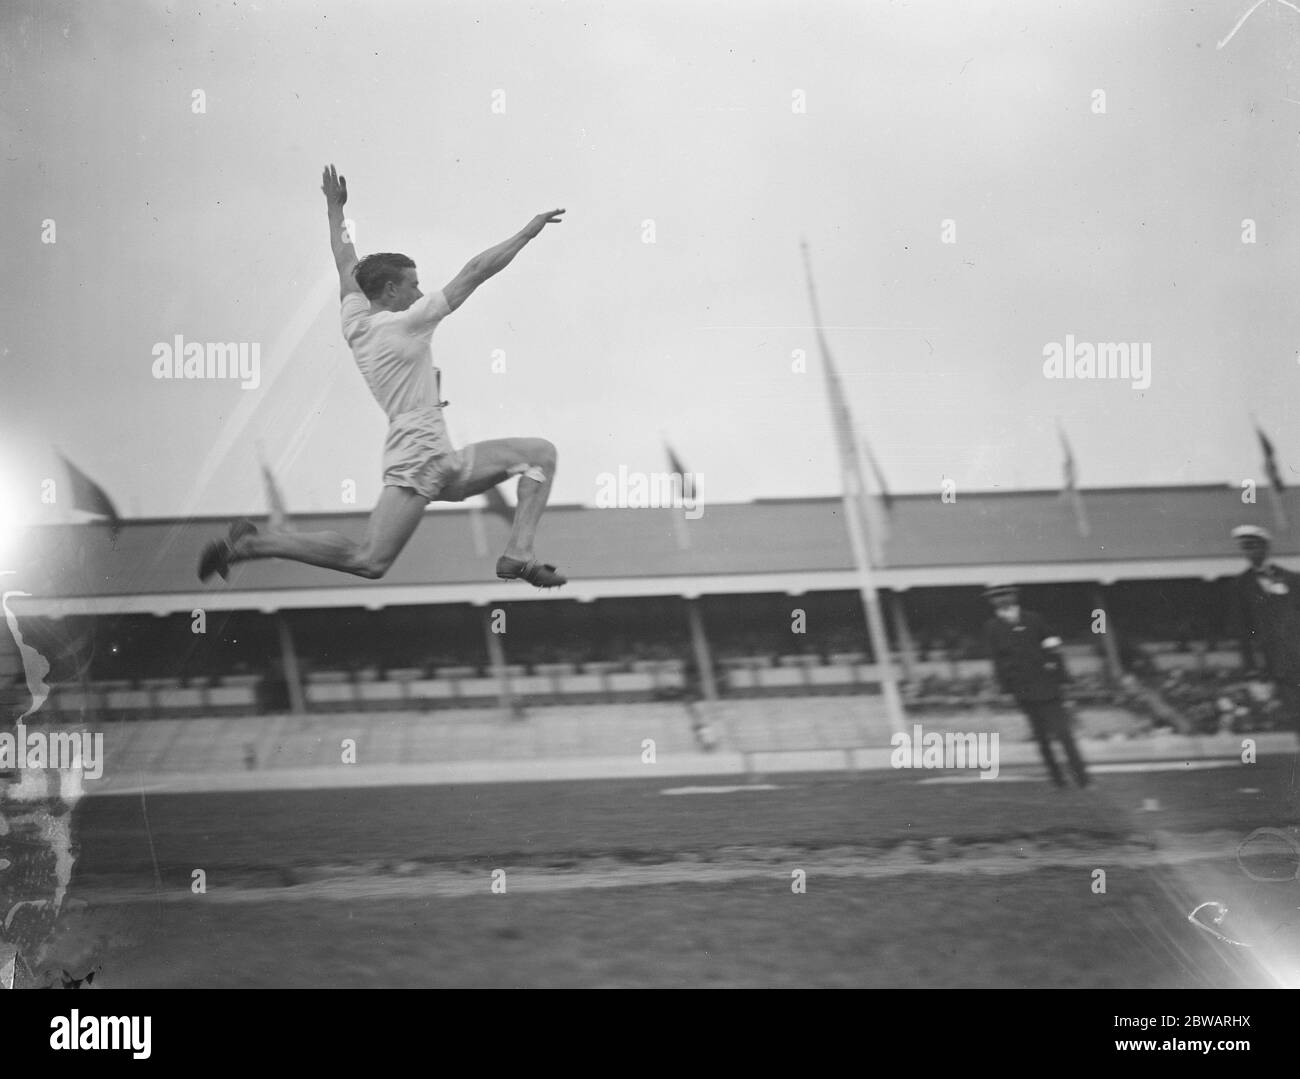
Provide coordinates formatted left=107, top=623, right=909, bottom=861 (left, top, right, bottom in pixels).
left=1236, top=564, right=1300, bottom=682
left=984, top=609, right=1069, bottom=703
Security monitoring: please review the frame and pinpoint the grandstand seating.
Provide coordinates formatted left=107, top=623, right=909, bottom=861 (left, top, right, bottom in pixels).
left=23, top=641, right=1252, bottom=723
left=1150, top=649, right=1239, bottom=672
left=384, top=667, right=424, bottom=682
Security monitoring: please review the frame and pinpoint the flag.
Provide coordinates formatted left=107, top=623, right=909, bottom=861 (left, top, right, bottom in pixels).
left=260, top=464, right=291, bottom=530
left=1057, top=424, right=1090, bottom=538
left=255, top=440, right=293, bottom=531
left=665, top=443, right=688, bottom=477
left=57, top=454, right=121, bottom=539
left=801, top=239, right=903, bottom=734
left=470, top=485, right=513, bottom=558
left=1256, top=423, right=1289, bottom=530
left=1258, top=425, right=1286, bottom=492
left=801, top=243, right=889, bottom=566
left=663, top=441, right=692, bottom=550
left=1060, top=428, right=1077, bottom=490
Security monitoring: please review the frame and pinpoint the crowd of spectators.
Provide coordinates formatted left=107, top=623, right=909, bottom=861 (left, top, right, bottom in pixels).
left=14, top=598, right=1293, bottom=734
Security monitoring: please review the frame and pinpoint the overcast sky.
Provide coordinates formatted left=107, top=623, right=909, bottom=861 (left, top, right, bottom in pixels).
left=3, top=0, right=1299, bottom=532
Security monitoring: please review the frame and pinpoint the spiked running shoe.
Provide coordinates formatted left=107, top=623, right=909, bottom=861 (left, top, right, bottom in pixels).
left=495, top=555, right=567, bottom=589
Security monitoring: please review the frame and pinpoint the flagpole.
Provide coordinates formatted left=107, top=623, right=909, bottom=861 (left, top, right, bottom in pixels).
left=1267, top=487, right=1290, bottom=532
left=257, top=453, right=305, bottom=713
left=851, top=426, right=888, bottom=565
left=801, top=240, right=905, bottom=736
left=470, top=502, right=489, bottom=558
left=1058, top=423, right=1121, bottom=684
left=1091, top=584, right=1123, bottom=686
left=275, top=613, right=306, bottom=716
left=840, top=465, right=907, bottom=734
left=482, top=605, right=519, bottom=719
left=1072, top=495, right=1091, bottom=538
left=888, top=591, right=917, bottom=683
left=663, top=440, right=693, bottom=551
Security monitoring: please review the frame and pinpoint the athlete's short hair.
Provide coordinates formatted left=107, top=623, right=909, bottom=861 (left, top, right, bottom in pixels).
left=354, top=253, right=416, bottom=301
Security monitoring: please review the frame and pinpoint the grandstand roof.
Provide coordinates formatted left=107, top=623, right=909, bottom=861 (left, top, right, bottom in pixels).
left=9, top=484, right=1296, bottom=616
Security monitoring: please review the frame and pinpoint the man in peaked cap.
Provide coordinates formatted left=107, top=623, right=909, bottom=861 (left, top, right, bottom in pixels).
left=983, top=584, right=1089, bottom=788
left=1232, top=525, right=1300, bottom=739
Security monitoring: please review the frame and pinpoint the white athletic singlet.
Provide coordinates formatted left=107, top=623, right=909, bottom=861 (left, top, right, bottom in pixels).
left=339, top=289, right=471, bottom=500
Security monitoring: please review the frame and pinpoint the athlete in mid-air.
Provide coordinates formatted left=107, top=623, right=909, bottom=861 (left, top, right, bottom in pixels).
left=198, top=164, right=567, bottom=589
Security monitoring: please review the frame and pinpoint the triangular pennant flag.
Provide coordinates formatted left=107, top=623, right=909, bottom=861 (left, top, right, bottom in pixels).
left=255, top=440, right=293, bottom=530
left=1258, top=425, right=1286, bottom=493
left=663, top=441, right=692, bottom=550
left=801, top=243, right=888, bottom=566
left=57, top=454, right=121, bottom=539
left=665, top=442, right=688, bottom=478
left=1060, top=430, right=1077, bottom=491
left=800, top=238, right=905, bottom=736
left=260, top=461, right=291, bottom=531
left=1057, top=424, right=1090, bottom=538
left=1255, top=422, right=1289, bottom=530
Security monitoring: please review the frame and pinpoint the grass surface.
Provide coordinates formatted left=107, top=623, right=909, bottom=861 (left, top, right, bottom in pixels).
left=24, top=753, right=1300, bottom=987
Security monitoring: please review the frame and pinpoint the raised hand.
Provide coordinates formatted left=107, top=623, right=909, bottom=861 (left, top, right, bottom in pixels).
left=525, top=208, right=565, bottom=237
left=321, top=164, right=348, bottom=208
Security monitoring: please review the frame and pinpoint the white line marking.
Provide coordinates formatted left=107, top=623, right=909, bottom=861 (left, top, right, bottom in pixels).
left=1092, top=760, right=1238, bottom=773
left=660, top=784, right=783, bottom=795
left=694, top=325, right=939, bottom=331
left=919, top=759, right=1241, bottom=784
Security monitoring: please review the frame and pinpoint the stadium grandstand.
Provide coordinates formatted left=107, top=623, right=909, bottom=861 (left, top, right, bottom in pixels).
left=3, top=483, right=1291, bottom=730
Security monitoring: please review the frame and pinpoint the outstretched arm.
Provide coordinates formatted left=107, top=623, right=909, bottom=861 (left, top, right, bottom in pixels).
left=322, top=164, right=362, bottom=300
left=441, top=209, right=565, bottom=312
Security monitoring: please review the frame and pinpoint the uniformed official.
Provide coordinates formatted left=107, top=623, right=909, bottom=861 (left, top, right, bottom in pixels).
left=1232, top=525, right=1300, bottom=738
left=983, top=584, right=1089, bottom=788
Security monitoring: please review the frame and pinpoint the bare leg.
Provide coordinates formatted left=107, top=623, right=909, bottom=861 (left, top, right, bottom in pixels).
left=231, top=485, right=428, bottom=579
left=440, top=437, right=558, bottom=561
